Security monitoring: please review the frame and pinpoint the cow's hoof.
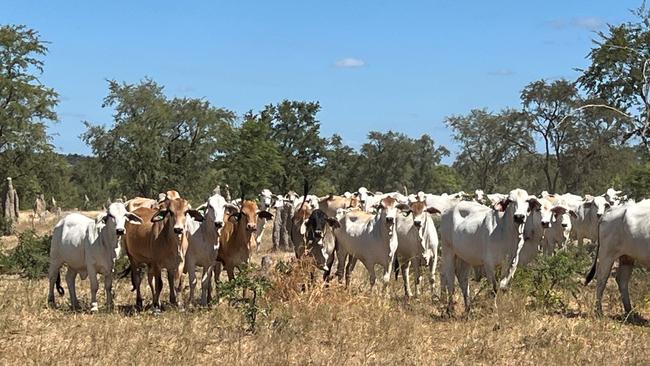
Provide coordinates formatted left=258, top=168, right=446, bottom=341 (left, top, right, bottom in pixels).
left=152, top=307, right=161, bottom=315
left=90, top=303, right=99, bottom=312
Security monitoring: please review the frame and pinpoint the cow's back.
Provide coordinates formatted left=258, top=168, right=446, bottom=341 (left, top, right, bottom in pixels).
left=124, top=207, right=158, bottom=263
left=50, top=213, right=93, bottom=271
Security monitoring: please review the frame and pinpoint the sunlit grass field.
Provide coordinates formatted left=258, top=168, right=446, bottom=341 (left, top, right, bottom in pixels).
left=1, top=210, right=650, bottom=365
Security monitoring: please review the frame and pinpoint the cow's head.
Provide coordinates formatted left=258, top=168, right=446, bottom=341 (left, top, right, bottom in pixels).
left=495, top=189, right=539, bottom=225
left=538, top=198, right=555, bottom=229
left=407, top=201, right=440, bottom=229
left=152, top=198, right=203, bottom=239
left=229, top=200, right=273, bottom=233
left=101, top=202, right=143, bottom=236
left=305, top=209, right=332, bottom=269
left=355, top=187, right=374, bottom=206
left=584, top=195, right=610, bottom=218
left=197, top=193, right=238, bottom=236
left=259, top=189, right=273, bottom=210
left=375, top=196, right=410, bottom=235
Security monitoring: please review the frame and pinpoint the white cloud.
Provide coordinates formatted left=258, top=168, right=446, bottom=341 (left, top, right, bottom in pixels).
left=487, top=68, right=514, bottom=76
left=547, top=17, right=606, bottom=31
left=334, top=58, right=365, bottom=68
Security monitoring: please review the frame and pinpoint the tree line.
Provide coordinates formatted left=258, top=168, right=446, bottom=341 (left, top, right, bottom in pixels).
left=2, top=6, right=650, bottom=210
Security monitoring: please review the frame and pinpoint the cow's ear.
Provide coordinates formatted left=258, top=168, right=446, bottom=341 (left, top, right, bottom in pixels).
left=257, top=210, right=273, bottom=220
left=527, top=197, right=541, bottom=212
left=569, top=210, right=577, bottom=218
left=494, top=199, right=510, bottom=212
left=228, top=213, right=240, bottom=224
left=187, top=209, right=204, bottom=222
left=396, top=203, right=410, bottom=211
left=325, top=217, right=341, bottom=229
left=151, top=210, right=168, bottom=222
left=196, top=203, right=208, bottom=216
left=126, top=212, right=143, bottom=225
left=550, top=205, right=567, bottom=216
left=96, top=213, right=109, bottom=224
left=426, top=207, right=441, bottom=214
left=224, top=204, right=239, bottom=216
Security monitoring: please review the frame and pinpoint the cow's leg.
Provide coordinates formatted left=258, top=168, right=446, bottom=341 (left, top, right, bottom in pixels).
left=133, top=266, right=143, bottom=310
left=364, top=261, right=377, bottom=291
left=441, top=251, right=456, bottom=314
left=104, top=271, right=113, bottom=311
left=615, top=256, right=635, bottom=316
left=147, top=271, right=155, bottom=302
left=335, top=248, right=348, bottom=283
left=456, top=260, right=472, bottom=315
left=414, top=258, right=422, bottom=298
left=226, top=265, right=235, bottom=281
left=323, top=251, right=336, bottom=282
left=428, top=252, right=438, bottom=297
left=47, top=263, right=62, bottom=307
left=187, top=261, right=197, bottom=306
left=167, top=270, right=178, bottom=306
left=201, top=266, right=213, bottom=306
left=345, top=256, right=358, bottom=289
left=595, top=255, right=616, bottom=316
left=401, top=258, right=413, bottom=298
left=152, top=271, right=163, bottom=311
left=88, top=268, right=99, bottom=312
left=65, top=269, right=79, bottom=311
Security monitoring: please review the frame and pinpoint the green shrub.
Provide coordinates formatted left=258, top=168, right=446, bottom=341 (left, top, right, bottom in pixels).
left=0, top=230, right=52, bottom=279
left=217, top=263, right=272, bottom=332
left=512, top=246, right=591, bottom=312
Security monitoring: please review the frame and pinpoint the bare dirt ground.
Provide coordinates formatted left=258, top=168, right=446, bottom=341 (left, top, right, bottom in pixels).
left=1, top=210, right=649, bottom=365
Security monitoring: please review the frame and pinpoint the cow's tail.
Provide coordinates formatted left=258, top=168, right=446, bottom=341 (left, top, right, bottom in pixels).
left=55, top=272, right=65, bottom=296
left=393, top=256, right=400, bottom=280
left=584, top=219, right=602, bottom=285
left=117, top=265, right=139, bottom=292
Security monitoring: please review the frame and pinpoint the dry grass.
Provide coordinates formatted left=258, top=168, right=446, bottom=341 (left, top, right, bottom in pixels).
left=1, top=211, right=650, bottom=365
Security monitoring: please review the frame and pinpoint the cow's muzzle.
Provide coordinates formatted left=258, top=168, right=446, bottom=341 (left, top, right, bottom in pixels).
left=314, top=230, right=323, bottom=239
left=215, top=221, right=223, bottom=230
left=116, top=228, right=125, bottom=236
left=414, top=220, right=422, bottom=228
left=513, top=214, right=525, bottom=224
left=246, top=224, right=256, bottom=232
left=561, top=223, right=569, bottom=228
left=596, top=213, right=603, bottom=219
left=174, top=227, right=184, bottom=234
left=385, top=217, right=394, bottom=224
left=541, top=221, right=550, bottom=229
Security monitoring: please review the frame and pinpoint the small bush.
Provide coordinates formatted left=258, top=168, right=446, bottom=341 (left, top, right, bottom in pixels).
left=0, top=230, right=52, bottom=279
left=217, top=263, right=272, bottom=332
left=513, top=246, right=591, bottom=312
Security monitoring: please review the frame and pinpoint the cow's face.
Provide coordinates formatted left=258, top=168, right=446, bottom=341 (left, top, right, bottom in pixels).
left=232, top=200, right=273, bottom=233
left=496, top=189, right=539, bottom=225
left=306, top=209, right=330, bottom=268
left=538, top=198, right=555, bottom=229
left=103, top=202, right=143, bottom=236
left=205, top=193, right=233, bottom=235
left=259, top=189, right=273, bottom=210
left=588, top=195, right=610, bottom=218
left=356, top=187, right=373, bottom=207
left=378, top=196, right=410, bottom=235
left=152, top=198, right=204, bottom=239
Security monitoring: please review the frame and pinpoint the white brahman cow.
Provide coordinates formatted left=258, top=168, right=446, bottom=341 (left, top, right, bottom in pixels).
left=47, top=202, right=143, bottom=311
left=585, top=200, right=650, bottom=315
left=395, top=200, right=440, bottom=298
left=328, top=196, right=410, bottom=290
left=440, top=189, right=540, bottom=314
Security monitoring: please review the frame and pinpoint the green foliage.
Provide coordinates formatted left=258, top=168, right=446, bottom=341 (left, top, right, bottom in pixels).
left=512, top=246, right=591, bottom=312
left=261, top=100, right=327, bottom=193
left=577, top=3, right=650, bottom=148
left=217, top=112, right=284, bottom=197
left=83, top=79, right=235, bottom=201
left=0, top=230, right=51, bottom=279
left=0, top=25, right=66, bottom=208
left=624, top=161, right=650, bottom=199
left=447, top=108, right=532, bottom=191
left=217, top=263, right=271, bottom=332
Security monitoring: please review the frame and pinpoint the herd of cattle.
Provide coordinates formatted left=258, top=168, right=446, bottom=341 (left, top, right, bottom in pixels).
left=45, top=186, right=650, bottom=316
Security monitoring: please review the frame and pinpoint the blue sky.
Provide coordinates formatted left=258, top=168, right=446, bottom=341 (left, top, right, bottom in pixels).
left=2, top=1, right=641, bottom=163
